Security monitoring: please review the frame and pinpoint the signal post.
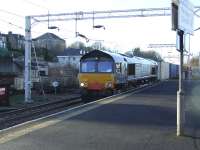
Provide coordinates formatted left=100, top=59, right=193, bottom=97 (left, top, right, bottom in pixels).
left=171, top=0, right=194, bottom=136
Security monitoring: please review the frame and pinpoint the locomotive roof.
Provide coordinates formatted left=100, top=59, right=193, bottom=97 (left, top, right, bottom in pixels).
left=81, top=50, right=157, bottom=65
left=80, top=50, right=125, bottom=63
left=133, top=56, right=158, bottom=65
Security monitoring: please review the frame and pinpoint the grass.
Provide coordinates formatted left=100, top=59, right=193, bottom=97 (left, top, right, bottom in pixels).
left=191, top=76, right=200, bottom=80
left=9, top=94, right=25, bottom=106
left=9, top=93, right=48, bottom=107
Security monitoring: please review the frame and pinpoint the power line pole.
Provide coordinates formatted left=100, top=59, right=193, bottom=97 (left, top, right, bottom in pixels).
left=177, top=30, right=185, bottom=136
left=172, top=0, right=194, bottom=136
left=25, top=16, right=32, bottom=103
left=199, top=52, right=200, bottom=67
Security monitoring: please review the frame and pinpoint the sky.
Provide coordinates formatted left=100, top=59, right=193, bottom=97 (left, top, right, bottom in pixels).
left=1, top=0, right=200, bottom=64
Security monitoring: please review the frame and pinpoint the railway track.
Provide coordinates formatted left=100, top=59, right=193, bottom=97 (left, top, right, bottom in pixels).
left=0, top=83, right=154, bottom=130
left=0, top=97, right=82, bottom=130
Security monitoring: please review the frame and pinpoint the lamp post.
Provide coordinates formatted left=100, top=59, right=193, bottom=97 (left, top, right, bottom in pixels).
left=177, top=30, right=185, bottom=136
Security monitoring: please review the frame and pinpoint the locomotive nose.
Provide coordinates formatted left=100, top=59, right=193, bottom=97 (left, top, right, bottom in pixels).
left=79, top=73, right=114, bottom=90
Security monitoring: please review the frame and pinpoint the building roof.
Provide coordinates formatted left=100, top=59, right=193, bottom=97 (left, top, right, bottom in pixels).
left=7, top=31, right=25, bottom=39
left=0, top=33, right=7, bottom=37
left=34, top=32, right=65, bottom=42
left=57, top=48, right=84, bottom=56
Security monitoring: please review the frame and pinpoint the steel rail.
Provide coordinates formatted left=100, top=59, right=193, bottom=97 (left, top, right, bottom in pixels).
left=0, top=83, right=156, bottom=130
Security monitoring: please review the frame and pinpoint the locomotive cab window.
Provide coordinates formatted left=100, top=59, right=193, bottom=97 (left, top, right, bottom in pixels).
left=81, top=61, right=96, bottom=72
left=98, top=61, right=113, bottom=73
left=128, top=64, right=135, bottom=75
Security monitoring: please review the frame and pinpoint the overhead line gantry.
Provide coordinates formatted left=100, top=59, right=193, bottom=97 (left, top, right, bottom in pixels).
left=24, top=6, right=200, bottom=103
left=31, top=7, right=200, bottom=22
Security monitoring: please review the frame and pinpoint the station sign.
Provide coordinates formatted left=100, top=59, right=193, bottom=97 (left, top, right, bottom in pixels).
left=52, top=81, right=59, bottom=87
left=178, top=0, right=194, bottom=34
left=171, top=0, right=194, bottom=34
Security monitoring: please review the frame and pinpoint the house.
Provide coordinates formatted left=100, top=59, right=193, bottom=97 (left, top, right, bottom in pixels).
left=0, top=33, right=9, bottom=58
left=14, top=58, right=48, bottom=77
left=0, top=33, right=7, bottom=49
left=57, top=48, right=86, bottom=69
left=12, top=58, right=49, bottom=90
left=33, top=32, right=66, bottom=55
left=7, top=31, right=25, bottom=50
left=0, top=58, right=22, bottom=87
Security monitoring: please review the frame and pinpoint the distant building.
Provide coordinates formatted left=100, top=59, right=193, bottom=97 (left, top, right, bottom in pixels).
left=13, top=58, right=49, bottom=90
left=0, top=33, right=7, bottom=49
left=33, top=32, right=66, bottom=55
left=7, top=31, right=25, bottom=50
left=0, top=33, right=9, bottom=58
left=0, top=59, right=22, bottom=76
left=57, top=48, right=86, bottom=69
left=0, top=58, right=22, bottom=86
left=13, top=58, right=48, bottom=78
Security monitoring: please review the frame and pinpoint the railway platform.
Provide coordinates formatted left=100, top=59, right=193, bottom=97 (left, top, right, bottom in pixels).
left=0, top=80, right=200, bottom=150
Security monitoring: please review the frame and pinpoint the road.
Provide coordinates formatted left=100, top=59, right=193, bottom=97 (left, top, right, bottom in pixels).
left=0, top=80, right=200, bottom=150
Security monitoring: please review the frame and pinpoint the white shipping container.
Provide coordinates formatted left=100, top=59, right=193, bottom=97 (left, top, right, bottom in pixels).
left=158, top=62, right=170, bottom=80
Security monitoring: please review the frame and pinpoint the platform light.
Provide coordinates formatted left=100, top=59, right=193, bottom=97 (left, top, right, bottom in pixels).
left=80, top=83, right=85, bottom=87
left=76, top=32, right=89, bottom=42
left=48, top=26, right=59, bottom=31
left=194, top=27, right=200, bottom=31
left=93, top=25, right=105, bottom=30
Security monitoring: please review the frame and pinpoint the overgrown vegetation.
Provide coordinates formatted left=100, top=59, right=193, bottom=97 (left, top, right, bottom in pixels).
left=125, top=47, right=163, bottom=61
left=190, top=56, right=199, bottom=67
left=68, top=41, right=111, bottom=52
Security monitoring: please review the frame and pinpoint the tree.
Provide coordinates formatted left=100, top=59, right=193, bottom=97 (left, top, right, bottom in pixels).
left=43, top=48, right=55, bottom=62
left=91, top=41, right=111, bottom=52
left=133, top=47, right=141, bottom=57
left=125, top=47, right=162, bottom=61
left=6, top=36, right=24, bottom=57
left=68, top=41, right=85, bottom=49
left=190, top=56, right=199, bottom=66
left=6, top=37, right=12, bottom=51
left=68, top=41, right=111, bottom=52
left=91, top=42, right=102, bottom=50
left=68, top=41, right=93, bottom=52
left=125, top=47, right=141, bottom=57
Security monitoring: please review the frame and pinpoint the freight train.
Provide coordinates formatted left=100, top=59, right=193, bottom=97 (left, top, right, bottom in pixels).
left=78, top=50, right=158, bottom=101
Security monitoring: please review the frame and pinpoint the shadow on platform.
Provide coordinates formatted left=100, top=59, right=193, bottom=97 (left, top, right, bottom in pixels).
left=70, top=103, right=176, bottom=127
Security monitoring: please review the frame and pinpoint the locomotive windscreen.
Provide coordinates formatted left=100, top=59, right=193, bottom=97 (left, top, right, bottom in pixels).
left=81, top=60, right=113, bottom=73
left=98, top=61, right=113, bottom=72
left=81, top=61, right=96, bottom=72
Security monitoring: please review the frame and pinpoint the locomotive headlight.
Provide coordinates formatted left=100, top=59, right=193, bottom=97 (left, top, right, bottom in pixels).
left=80, top=82, right=87, bottom=87
left=105, top=82, right=113, bottom=88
